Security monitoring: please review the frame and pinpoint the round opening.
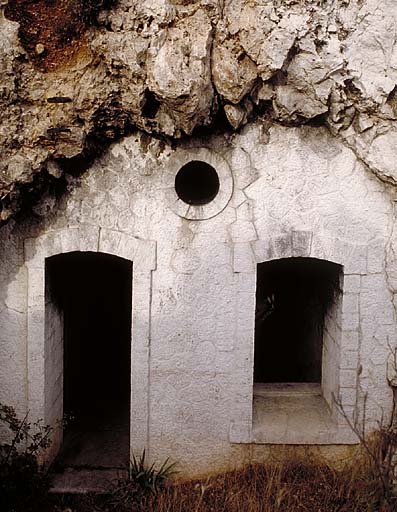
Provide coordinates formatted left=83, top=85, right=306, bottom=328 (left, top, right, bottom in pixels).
left=175, top=160, right=220, bottom=206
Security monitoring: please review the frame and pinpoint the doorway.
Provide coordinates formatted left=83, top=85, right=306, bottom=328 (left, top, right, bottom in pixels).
left=254, top=257, right=342, bottom=383
left=46, top=251, right=132, bottom=468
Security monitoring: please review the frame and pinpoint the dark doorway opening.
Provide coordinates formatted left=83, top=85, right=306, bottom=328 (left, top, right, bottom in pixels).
left=254, top=257, right=341, bottom=383
left=46, top=251, right=132, bottom=468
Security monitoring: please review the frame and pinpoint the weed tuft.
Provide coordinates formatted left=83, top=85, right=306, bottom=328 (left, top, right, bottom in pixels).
left=129, top=449, right=177, bottom=493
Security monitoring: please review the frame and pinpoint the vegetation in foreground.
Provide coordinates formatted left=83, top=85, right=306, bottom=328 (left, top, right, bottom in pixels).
left=48, top=454, right=394, bottom=512
left=1, top=402, right=397, bottom=511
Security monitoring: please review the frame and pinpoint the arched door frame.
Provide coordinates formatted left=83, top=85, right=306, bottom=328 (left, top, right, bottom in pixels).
left=24, top=225, right=156, bottom=463
left=230, top=230, right=363, bottom=444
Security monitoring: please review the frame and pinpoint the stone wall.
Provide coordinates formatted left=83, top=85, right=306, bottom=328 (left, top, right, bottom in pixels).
left=0, top=121, right=396, bottom=475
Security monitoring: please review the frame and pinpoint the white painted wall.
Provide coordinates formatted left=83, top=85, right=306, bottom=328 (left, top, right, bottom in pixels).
left=0, top=123, right=396, bottom=476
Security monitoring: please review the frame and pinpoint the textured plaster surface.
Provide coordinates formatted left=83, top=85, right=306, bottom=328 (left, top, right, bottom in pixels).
left=1, top=0, right=397, bottom=220
left=0, top=122, right=396, bottom=476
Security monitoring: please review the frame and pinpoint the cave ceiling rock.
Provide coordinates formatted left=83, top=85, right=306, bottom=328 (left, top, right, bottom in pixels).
left=1, top=0, right=397, bottom=221
left=146, top=8, right=215, bottom=135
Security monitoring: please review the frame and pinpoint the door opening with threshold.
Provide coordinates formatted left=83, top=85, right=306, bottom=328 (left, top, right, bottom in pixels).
left=46, top=251, right=132, bottom=468
left=252, top=257, right=343, bottom=443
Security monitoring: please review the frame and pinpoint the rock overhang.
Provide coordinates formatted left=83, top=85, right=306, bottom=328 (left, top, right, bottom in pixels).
left=1, top=0, right=397, bottom=222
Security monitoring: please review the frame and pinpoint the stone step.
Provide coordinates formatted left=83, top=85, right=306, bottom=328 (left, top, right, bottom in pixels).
left=49, top=468, right=128, bottom=494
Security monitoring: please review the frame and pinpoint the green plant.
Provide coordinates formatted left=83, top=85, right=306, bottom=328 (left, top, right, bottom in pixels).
left=129, top=449, right=177, bottom=493
left=0, top=403, right=53, bottom=512
left=105, top=451, right=177, bottom=511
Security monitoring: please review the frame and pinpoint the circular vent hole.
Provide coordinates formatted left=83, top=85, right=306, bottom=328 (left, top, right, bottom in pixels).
left=175, top=161, right=220, bottom=206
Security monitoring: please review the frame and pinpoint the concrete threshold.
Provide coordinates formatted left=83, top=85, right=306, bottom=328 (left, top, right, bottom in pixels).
left=254, top=382, right=322, bottom=397
left=252, top=382, right=358, bottom=445
left=49, top=467, right=129, bottom=494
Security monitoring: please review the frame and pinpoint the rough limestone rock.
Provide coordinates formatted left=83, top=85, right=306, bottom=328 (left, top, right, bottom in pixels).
left=1, top=0, right=397, bottom=220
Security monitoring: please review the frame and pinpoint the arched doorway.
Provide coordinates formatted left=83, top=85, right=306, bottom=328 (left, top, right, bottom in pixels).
left=46, top=251, right=132, bottom=468
left=254, top=257, right=342, bottom=384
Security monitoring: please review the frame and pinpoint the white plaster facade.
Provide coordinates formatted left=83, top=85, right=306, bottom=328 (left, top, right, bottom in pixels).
left=1, top=123, right=397, bottom=476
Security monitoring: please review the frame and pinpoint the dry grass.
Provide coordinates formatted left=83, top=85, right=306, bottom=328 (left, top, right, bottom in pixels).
left=146, top=461, right=379, bottom=512
left=50, top=455, right=396, bottom=512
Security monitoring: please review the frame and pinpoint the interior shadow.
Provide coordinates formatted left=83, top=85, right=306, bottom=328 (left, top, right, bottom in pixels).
left=46, top=251, right=132, bottom=468
left=254, top=257, right=341, bottom=383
